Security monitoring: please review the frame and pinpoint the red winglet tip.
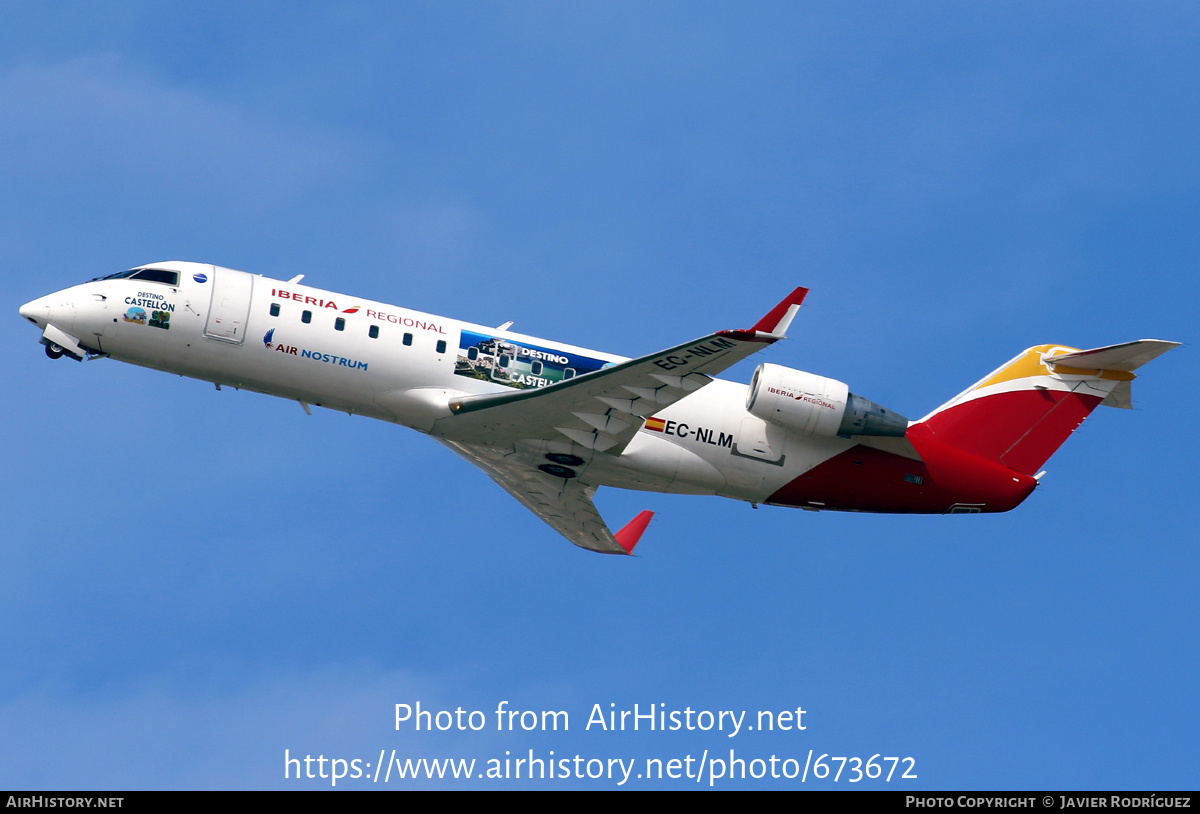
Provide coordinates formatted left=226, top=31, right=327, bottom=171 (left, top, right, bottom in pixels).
left=751, top=287, right=809, bottom=335
left=614, top=510, right=654, bottom=554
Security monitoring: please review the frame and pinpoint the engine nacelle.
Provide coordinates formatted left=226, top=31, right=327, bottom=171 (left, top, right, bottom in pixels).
left=746, top=363, right=909, bottom=438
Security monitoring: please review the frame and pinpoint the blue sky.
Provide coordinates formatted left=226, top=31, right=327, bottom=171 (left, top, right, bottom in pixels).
left=2, top=2, right=1197, bottom=789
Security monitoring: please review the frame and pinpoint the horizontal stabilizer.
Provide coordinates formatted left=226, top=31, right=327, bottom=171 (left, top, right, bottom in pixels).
left=1044, top=339, right=1180, bottom=372
left=1101, top=380, right=1134, bottom=410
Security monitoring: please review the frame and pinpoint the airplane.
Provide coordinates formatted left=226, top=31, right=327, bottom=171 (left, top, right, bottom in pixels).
left=19, top=261, right=1178, bottom=555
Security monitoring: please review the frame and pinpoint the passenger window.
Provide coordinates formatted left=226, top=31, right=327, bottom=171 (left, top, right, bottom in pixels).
left=302, top=310, right=312, bottom=324
left=369, top=325, right=379, bottom=339
left=436, top=340, right=447, bottom=354
left=531, top=361, right=543, bottom=375
left=564, top=368, right=576, bottom=380
left=403, top=333, right=413, bottom=346
left=498, top=354, right=510, bottom=368
left=466, top=346, right=477, bottom=360
left=335, top=317, right=345, bottom=331
left=270, top=303, right=280, bottom=317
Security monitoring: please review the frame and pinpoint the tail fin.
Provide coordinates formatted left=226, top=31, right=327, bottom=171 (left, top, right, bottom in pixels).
left=913, top=340, right=1178, bottom=476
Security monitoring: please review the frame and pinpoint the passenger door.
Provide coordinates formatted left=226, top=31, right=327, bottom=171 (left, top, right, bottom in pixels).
left=204, top=266, right=253, bottom=344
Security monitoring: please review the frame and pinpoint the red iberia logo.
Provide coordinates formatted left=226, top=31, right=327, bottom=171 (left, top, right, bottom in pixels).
left=270, top=288, right=361, bottom=313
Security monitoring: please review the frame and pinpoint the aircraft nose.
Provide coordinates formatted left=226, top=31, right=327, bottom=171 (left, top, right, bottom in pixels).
left=19, top=296, right=51, bottom=327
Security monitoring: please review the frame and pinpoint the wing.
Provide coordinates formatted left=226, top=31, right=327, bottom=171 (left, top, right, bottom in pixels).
left=436, top=287, right=808, bottom=453
left=440, top=439, right=652, bottom=554
left=433, top=287, right=808, bottom=553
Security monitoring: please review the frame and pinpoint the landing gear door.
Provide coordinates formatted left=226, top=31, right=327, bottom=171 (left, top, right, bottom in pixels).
left=204, top=266, right=253, bottom=344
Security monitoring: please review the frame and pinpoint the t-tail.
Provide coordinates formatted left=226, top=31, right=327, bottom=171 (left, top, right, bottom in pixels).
left=907, top=340, right=1179, bottom=506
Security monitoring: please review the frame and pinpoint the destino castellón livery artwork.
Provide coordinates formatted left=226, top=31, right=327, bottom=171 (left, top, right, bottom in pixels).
left=20, top=262, right=1177, bottom=554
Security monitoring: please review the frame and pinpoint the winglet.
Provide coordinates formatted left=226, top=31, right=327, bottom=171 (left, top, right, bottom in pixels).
left=751, top=287, right=808, bottom=337
left=613, top=510, right=654, bottom=555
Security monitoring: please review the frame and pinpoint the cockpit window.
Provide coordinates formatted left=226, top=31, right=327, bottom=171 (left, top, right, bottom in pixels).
left=130, top=268, right=179, bottom=285
left=91, top=268, right=179, bottom=285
